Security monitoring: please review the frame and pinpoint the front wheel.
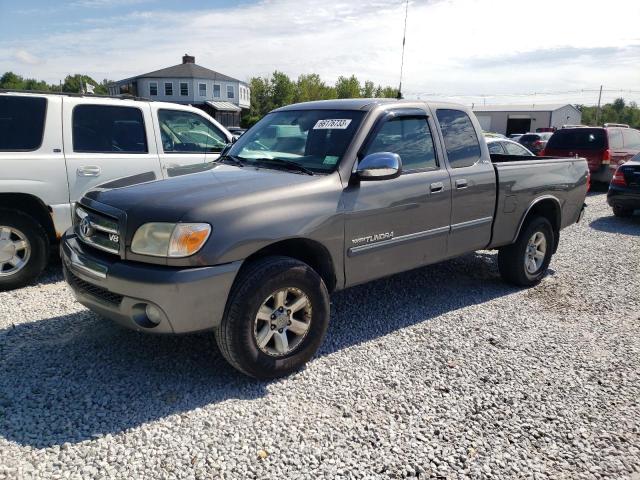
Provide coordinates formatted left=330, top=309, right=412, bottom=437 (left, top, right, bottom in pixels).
left=498, top=217, right=554, bottom=287
left=215, top=256, right=330, bottom=379
left=0, top=210, right=49, bottom=291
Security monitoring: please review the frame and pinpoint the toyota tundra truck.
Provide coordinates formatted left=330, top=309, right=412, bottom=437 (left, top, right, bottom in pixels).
left=61, top=99, right=588, bottom=379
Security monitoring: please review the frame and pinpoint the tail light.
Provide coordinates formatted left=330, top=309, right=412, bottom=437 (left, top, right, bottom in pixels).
left=539, top=149, right=546, bottom=156
left=586, top=169, right=591, bottom=192
left=533, top=140, right=543, bottom=148
left=611, top=167, right=626, bottom=187
left=602, top=149, right=611, bottom=164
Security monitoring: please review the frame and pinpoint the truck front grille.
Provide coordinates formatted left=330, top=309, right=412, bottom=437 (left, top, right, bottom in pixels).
left=74, top=205, right=121, bottom=256
left=66, top=269, right=124, bottom=306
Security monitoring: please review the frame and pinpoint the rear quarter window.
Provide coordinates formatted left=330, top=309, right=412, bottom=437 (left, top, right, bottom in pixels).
left=0, top=96, right=47, bottom=151
left=622, top=129, right=640, bottom=149
left=435, top=109, right=481, bottom=168
left=73, top=105, right=148, bottom=153
left=546, top=129, right=605, bottom=150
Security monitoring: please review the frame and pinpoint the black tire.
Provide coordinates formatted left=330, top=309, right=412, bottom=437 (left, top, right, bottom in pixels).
left=0, top=209, right=49, bottom=291
left=498, top=217, right=554, bottom=287
left=215, top=256, right=330, bottom=379
left=612, top=204, right=633, bottom=218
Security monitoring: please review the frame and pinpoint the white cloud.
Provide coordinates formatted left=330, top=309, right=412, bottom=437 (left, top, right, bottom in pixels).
left=1, top=0, right=639, bottom=105
left=12, top=49, right=42, bottom=66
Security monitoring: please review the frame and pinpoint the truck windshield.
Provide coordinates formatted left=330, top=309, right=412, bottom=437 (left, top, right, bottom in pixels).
left=226, top=110, right=365, bottom=174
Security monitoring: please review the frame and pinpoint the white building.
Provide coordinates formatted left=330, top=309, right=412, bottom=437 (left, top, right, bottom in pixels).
left=472, top=104, right=582, bottom=136
left=109, top=54, right=250, bottom=127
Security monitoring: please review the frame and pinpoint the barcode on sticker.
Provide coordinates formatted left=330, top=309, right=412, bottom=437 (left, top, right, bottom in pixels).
left=313, top=119, right=352, bottom=130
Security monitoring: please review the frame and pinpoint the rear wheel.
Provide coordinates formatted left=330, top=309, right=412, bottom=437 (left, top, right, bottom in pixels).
left=0, top=210, right=49, bottom=291
left=498, top=217, right=554, bottom=287
left=612, top=204, right=633, bottom=218
left=215, top=256, right=330, bottom=379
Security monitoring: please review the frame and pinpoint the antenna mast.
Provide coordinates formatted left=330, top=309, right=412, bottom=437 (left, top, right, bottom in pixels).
left=397, top=0, right=409, bottom=99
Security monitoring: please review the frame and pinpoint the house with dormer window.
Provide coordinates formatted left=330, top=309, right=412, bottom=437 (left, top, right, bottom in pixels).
left=108, top=54, right=250, bottom=127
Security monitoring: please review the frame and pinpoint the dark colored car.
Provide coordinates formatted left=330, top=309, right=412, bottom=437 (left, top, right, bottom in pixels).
left=607, top=154, right=640, bottom=217
left=543, top=127, right=640, bottom=183
left=518, top=132, right=553, bottom=155
left=227, top=127, right=247, bottom=139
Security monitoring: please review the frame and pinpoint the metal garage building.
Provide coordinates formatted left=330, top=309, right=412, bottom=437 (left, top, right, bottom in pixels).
left=472, top=104, right=582, bottom=136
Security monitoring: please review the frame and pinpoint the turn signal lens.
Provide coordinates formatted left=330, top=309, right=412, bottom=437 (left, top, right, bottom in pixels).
left=168, top=223, right=211, bottom=257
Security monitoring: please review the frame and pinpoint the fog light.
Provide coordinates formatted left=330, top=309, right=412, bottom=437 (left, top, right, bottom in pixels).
left=145, top=304, right=162, bottom=325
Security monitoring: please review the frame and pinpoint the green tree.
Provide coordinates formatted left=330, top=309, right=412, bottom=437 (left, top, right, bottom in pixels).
left=270, top=71, right=295, bottom=109
left=377, top=86, right=399, bottom=98
left=62, top=74, right=100, bottom=93
left=361, top=80, right=375, bottom=98
left=335, top=75, right=361, bottom=99
left=242, top=76, right=272, bottom=127
left=0, top=72, right=26, bottom=89
left=294, top=73, right=336, bottom=103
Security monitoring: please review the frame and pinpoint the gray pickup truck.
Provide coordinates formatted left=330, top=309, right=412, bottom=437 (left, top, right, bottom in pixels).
left=61, top=99, right=588, bottom=378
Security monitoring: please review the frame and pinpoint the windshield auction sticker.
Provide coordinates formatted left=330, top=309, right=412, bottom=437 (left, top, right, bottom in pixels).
left=313, top=119, right=352, bottom=130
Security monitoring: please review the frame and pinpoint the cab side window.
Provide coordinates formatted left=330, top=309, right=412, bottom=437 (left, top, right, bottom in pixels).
left=364, top=116, right=437, bottom=171
left=73, top=105, right=148, bottom=154
left=436, top=109, right=481, bottom=168
left=158, top=109, right=228, bottom=153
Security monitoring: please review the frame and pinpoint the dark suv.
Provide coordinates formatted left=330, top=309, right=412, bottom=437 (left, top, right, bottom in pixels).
left=543, top=127, right=640, bottom=183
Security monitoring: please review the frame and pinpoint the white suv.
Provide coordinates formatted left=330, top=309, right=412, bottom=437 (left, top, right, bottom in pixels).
left=0, top=91, right=233, bottom=290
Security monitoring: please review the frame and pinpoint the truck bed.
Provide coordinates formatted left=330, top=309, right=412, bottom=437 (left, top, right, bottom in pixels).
left=488, top=154, right=588, bottom=249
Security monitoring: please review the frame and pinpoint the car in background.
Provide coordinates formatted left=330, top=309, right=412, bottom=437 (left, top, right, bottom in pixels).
left=227, top=127, right=247, bottom=140
left=542, top=126, right=640, bottom=183
left=607, top=154, right=640, bottom=217
left=518, top=132, right=553, bottom=155
left=509, top=133, right=524, bottom=141
left=485, top=137, right=535, bottom=156
left=0, top=90, right=233, bottom=291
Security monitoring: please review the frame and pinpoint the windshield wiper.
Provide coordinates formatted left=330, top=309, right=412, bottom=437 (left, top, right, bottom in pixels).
left=248, top=157, right=315, bottom=176
left=216, top=154, right=245, bottom=168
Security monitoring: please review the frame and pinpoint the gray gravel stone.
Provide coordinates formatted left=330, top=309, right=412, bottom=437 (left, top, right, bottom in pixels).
left=0, top=192, right=639, bottom=479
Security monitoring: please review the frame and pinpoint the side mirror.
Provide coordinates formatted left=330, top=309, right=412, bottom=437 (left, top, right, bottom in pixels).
left=356, top=152, right=402, bottom=181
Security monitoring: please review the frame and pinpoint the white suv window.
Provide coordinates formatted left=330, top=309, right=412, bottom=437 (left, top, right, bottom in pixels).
left=158, top=109, right=228, bottom=153
left=72, top=105, right=148, bottom=154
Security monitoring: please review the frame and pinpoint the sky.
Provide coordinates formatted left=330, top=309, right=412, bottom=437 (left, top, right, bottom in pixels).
left=0, top=0, right=639, bottom=106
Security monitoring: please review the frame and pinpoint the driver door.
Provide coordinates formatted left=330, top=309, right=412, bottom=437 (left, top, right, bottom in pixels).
left=152, top=107, right=229, bottom=177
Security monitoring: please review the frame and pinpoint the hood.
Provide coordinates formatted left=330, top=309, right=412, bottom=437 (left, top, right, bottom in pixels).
left=84, top=163, right=324, bottom=225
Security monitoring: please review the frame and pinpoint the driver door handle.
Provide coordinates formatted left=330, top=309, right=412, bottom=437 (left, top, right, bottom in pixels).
left=430, top=182, right=444, bottom=193
left=455, top=179, right=468, bottom=189
left=77, top=165, right=101, bottom=177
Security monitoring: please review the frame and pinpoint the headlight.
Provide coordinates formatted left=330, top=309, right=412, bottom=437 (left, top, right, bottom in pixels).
left=131, top=223, right=211, bottom=257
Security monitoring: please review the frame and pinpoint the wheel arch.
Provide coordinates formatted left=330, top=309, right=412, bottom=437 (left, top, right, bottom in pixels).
left=0, top=193, right=57, bottom=244
left=513, top=195, right=562, bottom=252
left=240, top=238, right=338, bottom=293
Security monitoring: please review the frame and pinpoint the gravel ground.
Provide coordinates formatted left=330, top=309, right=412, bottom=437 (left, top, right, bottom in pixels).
left=0, top=192, right=639, bottom=479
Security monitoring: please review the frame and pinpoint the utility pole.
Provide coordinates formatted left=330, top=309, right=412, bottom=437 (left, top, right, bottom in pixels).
left=595, top=85, right=603, bottom=125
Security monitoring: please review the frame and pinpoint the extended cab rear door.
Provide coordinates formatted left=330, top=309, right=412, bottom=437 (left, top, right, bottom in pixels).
left=62, top=98, right=163, bottom=202
left=433, top=108, right=496, bottom=256
left=343, top=108, right=452, bottom=286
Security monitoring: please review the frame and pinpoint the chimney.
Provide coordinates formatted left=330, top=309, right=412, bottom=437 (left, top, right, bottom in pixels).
left=182, top=54, right=195, bottom=64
